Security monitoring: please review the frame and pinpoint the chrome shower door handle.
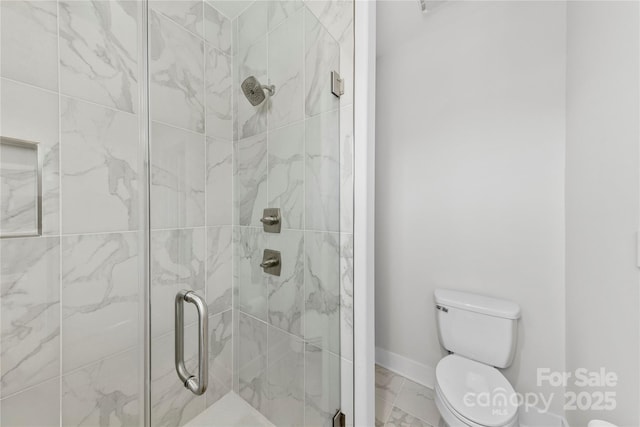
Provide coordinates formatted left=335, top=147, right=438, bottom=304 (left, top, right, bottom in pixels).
left=175, top=290, right=208, bottom=395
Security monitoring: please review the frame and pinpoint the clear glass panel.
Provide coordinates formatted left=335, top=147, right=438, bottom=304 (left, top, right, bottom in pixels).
left=147, top=0, right=345, bottom=425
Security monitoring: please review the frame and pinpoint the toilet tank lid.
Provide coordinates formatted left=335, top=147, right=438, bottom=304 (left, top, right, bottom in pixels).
left=434, top=289, right=521, bottom=319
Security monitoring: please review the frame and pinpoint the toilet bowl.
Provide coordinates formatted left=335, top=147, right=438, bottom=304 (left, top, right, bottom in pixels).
left=434, top=355, right=518, bottom=427
left=588, top=421, right=617, bottom=427
left=433, top=289, right=522, bottom=427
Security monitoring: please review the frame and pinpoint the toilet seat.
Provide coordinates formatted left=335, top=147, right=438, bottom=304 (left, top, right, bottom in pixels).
left=435, top=355, right=518, bottom=427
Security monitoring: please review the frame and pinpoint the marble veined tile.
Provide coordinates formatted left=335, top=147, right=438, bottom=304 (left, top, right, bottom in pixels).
left=0, top=237, right=60, bottom=398
left=237, top=1, right=267, bottom=50
left=268, top=121, right=304, bottom=230
left=151, top=0, right=204, bottom=37
left=151, top=324, right=205, bottom=427
left=151, top=121, right=205, bottom=229
left=62, top=232, right=139, bottom=372
left=394, top=380, right=439, bottom=426
left=304, top=8, right=339, bottom=117
left=340, top=233, right=354, bottom=361
left=62, top=348, right=140, bottom=427
left=206, top=45, right=233, bottom=140
left=267, top=230, right=304, bottom=337
left=304, top=0, right=353, bottom=44
left=61, top=97, right=139, bottom=234
left=266, top=326, right=304, bottom=426
left=59, top=0, right=138, bottom=113
left=236, top=312, right=267, bottom=414
left=234, top=134, right=268, bottom=227
left=151, top=228, right=205, bottom=337
left=150, top=9, right=205, bottom=133
left=207, top=226, right=232, bottom=314
left=386, top=406, right=433, bottom=427
left=268, top=0, right=303, bottom=31
left=1, top=377, right=60, bottom=427
left=375, top=365, right=404, bottom=403
left=304, top=343, right=340, bottom=426
left=1, top=1, right=58, bottom=90
left=376, top=395, right=394, bottom=427
left=305, top=0, right=354, bottom=107
left=1, top=79, right=59, bottom=235
left=237, top=312, right=267, bottom=370
left=236, top=36, right=268, bottom=139
left=204, top=3, right=232, bottom=55
left=304, top=231, right=340, bottom=354
left=234, top=227, right=267, bottom=320
left=207, top=310, right=233, bottom=407
left=206, top=1, right=253, bottom=20
left=206, top=137, right=232, bottom=226
left=268, top=9, right=304, bottom=130
left=305, top=109, right=340, bottom=232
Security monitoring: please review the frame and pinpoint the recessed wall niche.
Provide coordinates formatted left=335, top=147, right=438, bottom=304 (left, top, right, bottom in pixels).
left=0, top=136, right=42, bottom=238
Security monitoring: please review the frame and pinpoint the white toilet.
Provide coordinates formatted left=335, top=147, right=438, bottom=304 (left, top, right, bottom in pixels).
left=434, top=289, right=522, bottom=427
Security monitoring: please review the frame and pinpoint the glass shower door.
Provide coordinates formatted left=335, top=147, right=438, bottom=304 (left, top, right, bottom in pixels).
left=146, top=0, right=345, bottom=426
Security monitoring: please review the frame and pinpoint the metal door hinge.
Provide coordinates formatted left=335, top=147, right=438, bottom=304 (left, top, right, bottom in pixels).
left=333, top=410, right=345, bottom=427
left=331, top=71, right=344, bottom=98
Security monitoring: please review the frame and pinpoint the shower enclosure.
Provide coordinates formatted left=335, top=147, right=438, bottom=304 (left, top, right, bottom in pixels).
left=0, top=0, right=355, bottom=425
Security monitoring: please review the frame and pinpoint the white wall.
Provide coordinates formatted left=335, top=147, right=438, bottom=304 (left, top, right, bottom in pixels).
left=375, top=0, right=567, bottom=413
left=565, top=2, right=640, bottom=426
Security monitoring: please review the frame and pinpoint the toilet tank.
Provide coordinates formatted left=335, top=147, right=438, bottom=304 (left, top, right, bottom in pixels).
left=434, top=289, right=521, bottom=368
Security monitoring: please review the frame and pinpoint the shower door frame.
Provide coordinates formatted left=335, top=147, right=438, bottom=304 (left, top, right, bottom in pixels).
left=353, top=1, right=376, bottom=425
left=135, top=0, right=358, bottom=424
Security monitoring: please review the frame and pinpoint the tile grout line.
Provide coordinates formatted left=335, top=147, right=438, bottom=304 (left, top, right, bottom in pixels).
left=380, top=366, right=438, bottom=427
left=0, top=375, right=61, bottom=404
left=151, top=6, right=205, bottom=45
left=0, top=76, right=139, bottom=118
left=385, top=375, right=406, bottom=426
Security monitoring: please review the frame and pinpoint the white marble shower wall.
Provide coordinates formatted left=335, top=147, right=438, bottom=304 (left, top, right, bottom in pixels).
left=0, top=1, right=234, bottom=426
left=231, top=0, right=354, bottom=426
left=148, top=0, right=234, bottom=426
left=1, top=1, right=142, bottom=426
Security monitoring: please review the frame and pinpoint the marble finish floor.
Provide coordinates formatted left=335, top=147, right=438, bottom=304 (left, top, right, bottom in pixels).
left=376, top=365, right=442, bottom=427
left=184, top=392, right=275, bottom=427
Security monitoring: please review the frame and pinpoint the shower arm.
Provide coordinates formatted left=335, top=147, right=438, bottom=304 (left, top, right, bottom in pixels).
left=262, top=84, right=276, bottom=96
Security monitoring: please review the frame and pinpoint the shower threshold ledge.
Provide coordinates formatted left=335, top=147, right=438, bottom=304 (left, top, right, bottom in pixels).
left=184, top=391, right=275, bottom=427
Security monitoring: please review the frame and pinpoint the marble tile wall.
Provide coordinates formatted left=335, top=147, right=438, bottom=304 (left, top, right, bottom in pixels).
left=149, top=1, right=234, bottom=426
left=230, top=0, right=355, bottom=426
left=0, top=1, right=235, bottom=426
left=1, top=1, right=144, bottom=425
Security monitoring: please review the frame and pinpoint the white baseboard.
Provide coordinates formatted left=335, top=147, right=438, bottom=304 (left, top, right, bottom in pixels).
left=375, top=347, right=436, bottom=389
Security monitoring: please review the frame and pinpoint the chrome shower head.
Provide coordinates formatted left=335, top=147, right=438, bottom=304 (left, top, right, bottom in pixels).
left=241, top=76, right=275, bottom=106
